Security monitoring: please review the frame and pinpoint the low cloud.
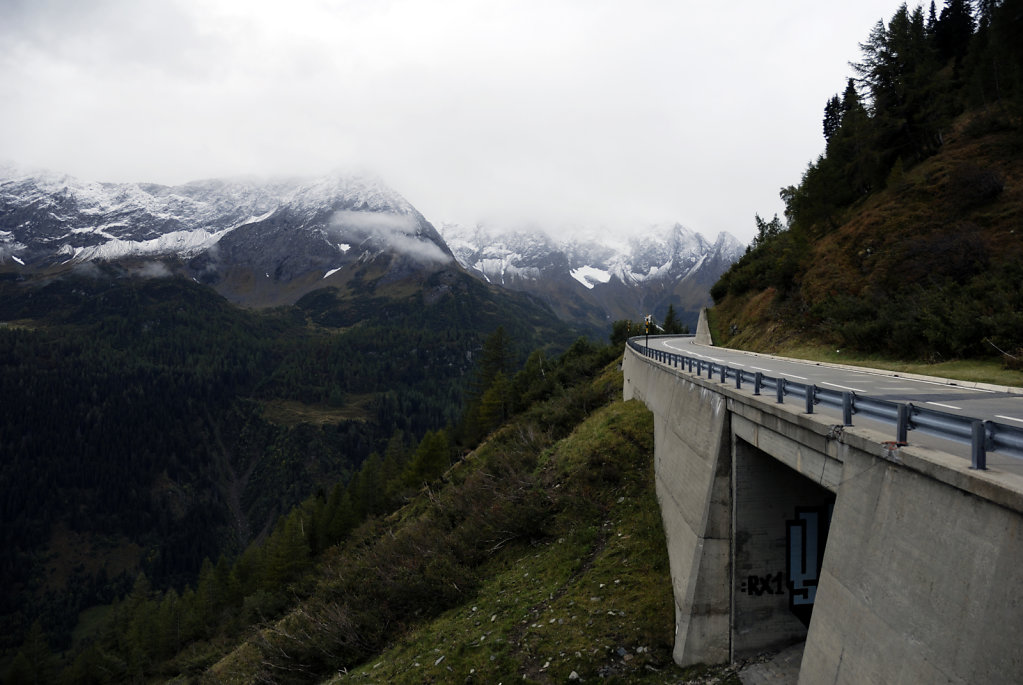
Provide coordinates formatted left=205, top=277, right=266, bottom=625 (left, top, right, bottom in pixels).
left=331, top=210, right=451, bottom=265
left=132, top=261, right=173, bottom=279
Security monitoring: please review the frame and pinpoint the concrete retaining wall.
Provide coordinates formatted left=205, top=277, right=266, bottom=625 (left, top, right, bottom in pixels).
left=800, top=448, right=1023, bottom=684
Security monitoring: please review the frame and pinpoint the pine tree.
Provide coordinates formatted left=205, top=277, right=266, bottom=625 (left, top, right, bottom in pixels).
left=7, top=620, right=57, bottom=685
left=264, top=509, right=312, bottom=587
left=402, top=429, right=451, bottom=486
left=610, top=320, right=636, bottom=346
left=823, top=94, right=844, bottom=142
left=936, top=0, right=975, bottom=66
left=478, top=371, right=513, bottom=432
left=662, top=305, right=685, bottom=334
left=476, top=326, right=512, bottom=394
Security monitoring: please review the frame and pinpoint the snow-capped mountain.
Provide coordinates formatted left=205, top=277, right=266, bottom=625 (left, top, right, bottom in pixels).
left=0, top=164, right=453, bottom=306
left=1, top=163, right=744, bottom=327
left=440, top=222, right=745, bottom=330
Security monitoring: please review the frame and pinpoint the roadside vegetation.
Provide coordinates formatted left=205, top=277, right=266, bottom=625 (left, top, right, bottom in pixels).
left=712, top=1, right=1023, bottom=370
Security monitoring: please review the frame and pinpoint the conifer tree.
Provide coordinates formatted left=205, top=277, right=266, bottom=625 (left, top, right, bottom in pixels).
left=264, top=509, right=311, bottom=587
left=936, top=0, right=975, bottom=66
left=402, top=429, right=451, bottom=486
left=6, top=620, right=56, bottom=685
left=476, top=326, right=512, bottom=394
left=823, top=94, right=844, bottom=142
left=662, top=304, right=685, bottom=334
left=478, top=371, right=512, bottom=432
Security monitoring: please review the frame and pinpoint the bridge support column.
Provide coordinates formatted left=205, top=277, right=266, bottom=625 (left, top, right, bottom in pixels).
left=626, top=348, right=733, bottom=666
left=653, top=386, right=733, bottom=667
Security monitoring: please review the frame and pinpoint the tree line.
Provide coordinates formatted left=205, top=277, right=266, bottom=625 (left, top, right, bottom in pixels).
left=711, top=0, right=1023, bottom=360
left=5, top=323, right=628, bottom=684
left=0, top=272, right=581, bottom=672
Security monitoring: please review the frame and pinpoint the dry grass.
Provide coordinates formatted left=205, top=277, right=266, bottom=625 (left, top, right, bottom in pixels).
left=258, top=396, right=375, bottom=426
left=770, top=343, right=1023, bottom=388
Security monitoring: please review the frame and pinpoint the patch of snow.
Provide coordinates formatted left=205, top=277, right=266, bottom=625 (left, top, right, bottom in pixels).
left=69, top=228, right=225, bottom=262
left=323, top=267, right=342, bottom=279
left=570, top=265, right=611, bottom=290
left=337, top=243, right=350, bottom=253
left=11, top=254, right=25, bottom=265
left=232, top=208, right=276, bottom=228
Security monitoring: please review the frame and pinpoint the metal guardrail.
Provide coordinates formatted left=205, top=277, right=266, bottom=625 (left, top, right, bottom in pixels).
left=628, top=338, right=1023, bottom=469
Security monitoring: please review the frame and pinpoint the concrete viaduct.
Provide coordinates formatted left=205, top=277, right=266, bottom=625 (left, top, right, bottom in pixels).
left=622, top=329, right=1023, bottom=683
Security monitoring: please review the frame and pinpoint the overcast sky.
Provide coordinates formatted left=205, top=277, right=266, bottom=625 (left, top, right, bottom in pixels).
left=0, top=0, right=904, bottom=243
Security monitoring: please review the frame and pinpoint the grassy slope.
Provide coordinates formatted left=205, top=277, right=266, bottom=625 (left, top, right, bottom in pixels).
left=711, top=109, right=1023, bottom=378
left=203, top=363, right=740, bottom=685
left=707, top=309, right=1023, bottom=388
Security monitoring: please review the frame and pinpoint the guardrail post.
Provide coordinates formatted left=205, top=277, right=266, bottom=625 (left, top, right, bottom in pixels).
left=735, top=370, right=742, bottom=390
left=842, top=392, right=853, bottom=426
left=897, top=404, right=910, bottom=444
left=804, top=385, right=814, bottom=414
left=719, top=365, right=726, bottom=383
left=754, top=372, right=762, bottom=396
left=708, top=363, right=714, bottom=380
left=971, top=421, right=987, bottom=470
left=776, top=378, right=786, bottom=404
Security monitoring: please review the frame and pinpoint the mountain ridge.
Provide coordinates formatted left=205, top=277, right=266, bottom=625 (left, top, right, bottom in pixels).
left=2, top=165, right=742, bottom=328
left=0, top=165, right=455, bottom=308
left=440, top=221, right=744, bottom=330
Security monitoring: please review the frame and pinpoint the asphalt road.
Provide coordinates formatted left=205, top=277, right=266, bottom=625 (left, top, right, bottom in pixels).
left=639, top=336, right=1023, bottom=475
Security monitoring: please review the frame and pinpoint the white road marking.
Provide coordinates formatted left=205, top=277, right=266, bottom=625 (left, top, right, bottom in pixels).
left=822, top=382, right=865, bottom=392
left=878, top=387, right=915, bottom=391
left=997, top=415, right=1023, bottom=424
left=752, top=366, right=773, bottom=372
left=787, top=374, right=808, bottom=380
left=926, top=401, right=962, bottom=410
left=899, top=377, right=994, bottom=392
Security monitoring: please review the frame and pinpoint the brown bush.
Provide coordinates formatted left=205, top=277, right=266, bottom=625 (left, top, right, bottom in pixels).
left=946, top=163, right=1005, bottom=212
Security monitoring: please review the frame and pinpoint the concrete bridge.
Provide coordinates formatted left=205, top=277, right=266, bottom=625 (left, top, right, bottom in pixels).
left=622, top=334, right=1023, bottom=683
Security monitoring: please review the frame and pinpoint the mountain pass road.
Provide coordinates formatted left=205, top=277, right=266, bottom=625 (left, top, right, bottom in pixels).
left=639, top=336, right=1023, bottom=476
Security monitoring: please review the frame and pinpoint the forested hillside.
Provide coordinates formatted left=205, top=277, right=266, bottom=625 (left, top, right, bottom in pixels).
left=0, top=266, right=586, bottom=677
left=711, top=0, right=1023, bottom=362
left=4, top=318, right=718, bottom=684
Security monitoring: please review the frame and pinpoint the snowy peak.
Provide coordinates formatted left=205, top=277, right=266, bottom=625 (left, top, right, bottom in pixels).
left=439, top=220, right=745, bottom=330
left=441, top=221, right=742, bottom=288
left=0, top=165, right=455, bottom=307
left=0, top=167, right=449, bottom=272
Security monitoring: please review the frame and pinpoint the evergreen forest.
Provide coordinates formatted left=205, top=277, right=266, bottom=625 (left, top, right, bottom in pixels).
left=0, top=268, right=590, bottom=680
left=712, top=0, right=1023, bottom=362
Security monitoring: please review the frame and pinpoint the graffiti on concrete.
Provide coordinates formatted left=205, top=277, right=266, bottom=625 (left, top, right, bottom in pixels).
left=740, top=572, right=784, bottom=596
left=787, top=505, right=831, bottom=626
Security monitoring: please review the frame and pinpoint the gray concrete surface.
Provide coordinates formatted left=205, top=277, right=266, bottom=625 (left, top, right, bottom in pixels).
left=623, top=342, right=1023, bottom=684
